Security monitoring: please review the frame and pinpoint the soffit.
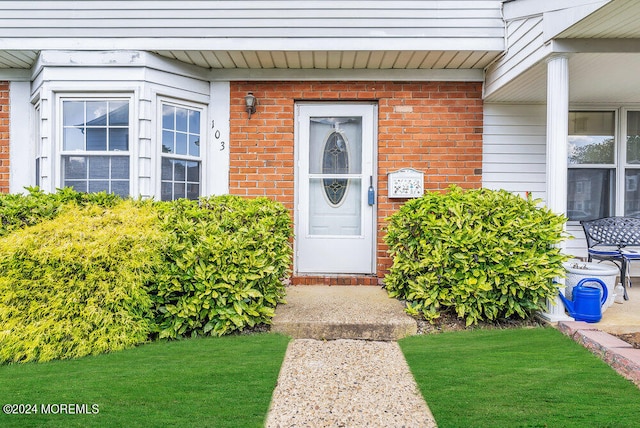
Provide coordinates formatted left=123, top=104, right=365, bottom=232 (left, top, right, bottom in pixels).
left=556, top=0, right=640, bottom=39
left=0, top=49, right=501, bottom=71
left=485, top=52, right=640, bottom=104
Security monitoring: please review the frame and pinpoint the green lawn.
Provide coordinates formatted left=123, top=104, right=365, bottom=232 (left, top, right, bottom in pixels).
left=400, top=328, right=640, bottom=428
left=0, top=334, right=290, bottom=428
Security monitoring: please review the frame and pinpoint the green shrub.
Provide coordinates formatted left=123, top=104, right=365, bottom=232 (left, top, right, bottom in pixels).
left=0, top=187, right=121, bottom=237
left=0, top=201, right=166, bottom=363
left=151, top=196, right=293, bottom=338
left=384, top=186, right=569, bottom=325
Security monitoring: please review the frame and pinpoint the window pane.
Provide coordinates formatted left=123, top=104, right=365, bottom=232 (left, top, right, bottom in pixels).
left=568, top=111, right=615, bottom=165
left=175, top=108, right=188, bottom=132
left=187, top=161, right=200, bottom=182
left=111, top=157, right=130, bottom=179
left=625, top=170, right=640, bottom=216
left=567, top=168, right=614, bottom=221
left=64, top=128, right=84, bottom=151
left=109, top=101, right=129, bottom=126
left=64, top=181, right=87, bottom=193
left=189, top=135, right=200, bottom=157
left=161, top=158, right=173, bottom=180
left=627, top=112, right=640, bottom=164
left=87, top=128, right=107, bottom=151
left=86, top=101, right=108, bottom=126
left=187, top=183, right=199, bottom=200
left=63, top=101, right=84, bottom=126
left=174, top=160, right=186, bottom=181
left=109, top=128, right=128, bottom=151
left=162, top=105, right=174, bottom=130
left=174, top=183, right=186, bottom=199
left=89, top=157, right=109, bottom=179
left=161, top=182, right=173, bottom=201
left=188, top=110, right=200, bottom=133
left=111, top=181, right=129, bottom=198
left=175, top=132, right=187, bottom=155
left=64, top=156, right=87, bottom=179
left=89, top=181, right=110, bottom=193
left=162, top=130, right=174, bottom=153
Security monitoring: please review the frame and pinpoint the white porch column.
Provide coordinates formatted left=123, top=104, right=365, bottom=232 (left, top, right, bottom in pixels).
left=541, top=54, right=574, bottom=322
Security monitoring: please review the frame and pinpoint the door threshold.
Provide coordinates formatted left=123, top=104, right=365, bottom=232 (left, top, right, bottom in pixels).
left=291, top=274, right=380, bottom=286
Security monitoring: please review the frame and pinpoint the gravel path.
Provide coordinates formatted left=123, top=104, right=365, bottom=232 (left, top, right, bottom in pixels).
left=265, top=339, right=437, bottom=427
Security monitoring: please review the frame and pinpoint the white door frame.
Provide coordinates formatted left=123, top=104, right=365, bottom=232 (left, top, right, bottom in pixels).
left=294, top=102, right=378, bottom=275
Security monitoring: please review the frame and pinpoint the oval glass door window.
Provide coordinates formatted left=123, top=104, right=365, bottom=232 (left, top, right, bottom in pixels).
left=322, top=131, right=349, bottom=206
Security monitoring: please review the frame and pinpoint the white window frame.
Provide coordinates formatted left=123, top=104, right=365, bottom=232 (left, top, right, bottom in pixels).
left=156, top=97, right=207, bottom=201
left=56, top=94, right=134, bottom=197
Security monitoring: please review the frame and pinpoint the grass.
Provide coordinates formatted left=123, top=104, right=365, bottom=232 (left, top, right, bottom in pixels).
left=0, top=333, right=290, bottom=428
left=400, top=327, right=640, bottom=428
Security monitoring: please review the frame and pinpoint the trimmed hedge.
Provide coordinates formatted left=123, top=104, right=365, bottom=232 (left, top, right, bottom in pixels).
left=0, top=187, right=120, bottom=237
left=151, top=196, right=293, bottom=338
left=0, top=202, right=165, bottom=363
left=0, top=190, right=293, bottom=363
left=384, top=186, right=569, bottom=325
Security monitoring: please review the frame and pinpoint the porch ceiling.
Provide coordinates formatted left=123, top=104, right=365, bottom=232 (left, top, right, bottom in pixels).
left=484, top=52, right=640, bottom=104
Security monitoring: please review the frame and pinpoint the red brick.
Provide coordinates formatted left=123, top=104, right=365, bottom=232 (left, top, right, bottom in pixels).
left=229, top=81, right=482, bottom=278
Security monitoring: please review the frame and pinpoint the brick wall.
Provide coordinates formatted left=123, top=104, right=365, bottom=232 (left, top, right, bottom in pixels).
left=0, top=82, right=8, bottom=193
left=229, top=81, right=483, bottom=277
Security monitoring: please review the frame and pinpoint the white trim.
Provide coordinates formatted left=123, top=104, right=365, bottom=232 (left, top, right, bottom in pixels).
left=0, top=38, right=505, bottom=52
left=0, top=69, right=31, bottom=81
left=208, top=68, right=485, bottom=82
left=209, top=81, right=230, bottom=196
left=9, top=81, right=33, bottom=192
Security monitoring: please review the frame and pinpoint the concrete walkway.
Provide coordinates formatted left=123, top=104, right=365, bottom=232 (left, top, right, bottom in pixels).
left=270, top=285, right=417, bottom=341
left=267, top=286, right=436, bottom=427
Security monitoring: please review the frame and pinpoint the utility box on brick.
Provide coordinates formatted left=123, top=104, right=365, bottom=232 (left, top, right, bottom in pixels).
left=387, top=168, right=424, bottom=199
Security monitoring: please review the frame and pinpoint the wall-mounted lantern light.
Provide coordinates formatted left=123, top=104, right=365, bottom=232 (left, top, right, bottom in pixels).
left=244, top=92, right=257, bottom=119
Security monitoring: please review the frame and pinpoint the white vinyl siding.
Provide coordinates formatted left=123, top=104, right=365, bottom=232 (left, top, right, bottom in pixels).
left=0, top=1, right=504, bottom=51
left=483, top=104, right=547, bottom=197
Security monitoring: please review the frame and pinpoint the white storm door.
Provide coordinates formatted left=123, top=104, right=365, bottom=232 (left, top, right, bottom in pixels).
left=296, top=103, right=377, bottom=274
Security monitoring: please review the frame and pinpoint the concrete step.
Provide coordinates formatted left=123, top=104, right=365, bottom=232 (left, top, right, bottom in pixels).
left=271, top=285, right=417, bottom=341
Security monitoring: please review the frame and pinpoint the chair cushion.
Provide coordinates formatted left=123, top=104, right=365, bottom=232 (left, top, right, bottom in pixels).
left=620, top=247, right=640, bottom=259
left=589, top=246, right=622, bottom=257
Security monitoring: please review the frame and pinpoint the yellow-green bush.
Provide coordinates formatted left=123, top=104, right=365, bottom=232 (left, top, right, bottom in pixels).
left=0, top=201, right=166, bottom=363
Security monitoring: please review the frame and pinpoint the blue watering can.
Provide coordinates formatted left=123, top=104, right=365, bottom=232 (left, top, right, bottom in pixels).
left=558, top=278, right=608, bottom=323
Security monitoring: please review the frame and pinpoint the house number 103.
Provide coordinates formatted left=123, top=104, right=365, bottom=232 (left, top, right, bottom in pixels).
left=212, top=121, right=226, bottom=151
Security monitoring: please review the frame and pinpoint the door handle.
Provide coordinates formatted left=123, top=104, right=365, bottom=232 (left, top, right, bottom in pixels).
left=368, top=175, right=375, bottom=206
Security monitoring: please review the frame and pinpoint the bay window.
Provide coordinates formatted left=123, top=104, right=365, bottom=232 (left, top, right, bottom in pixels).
left=160, top=102, right=202, bottom=201
left=60, top=99, right=130, bottom=197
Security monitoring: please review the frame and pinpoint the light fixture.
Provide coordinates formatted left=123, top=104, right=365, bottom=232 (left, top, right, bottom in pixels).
left=244, top=92, right=257, bottom=119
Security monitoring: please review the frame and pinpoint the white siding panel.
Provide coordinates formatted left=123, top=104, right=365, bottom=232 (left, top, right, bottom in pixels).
left=483, top=103, right=547, bottom=198
left=0, top=1, right=504, bottom=51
